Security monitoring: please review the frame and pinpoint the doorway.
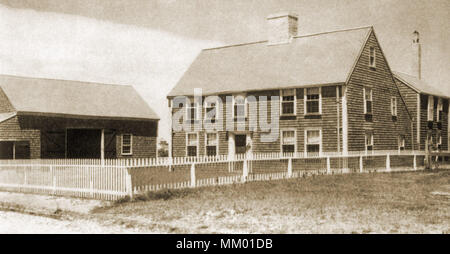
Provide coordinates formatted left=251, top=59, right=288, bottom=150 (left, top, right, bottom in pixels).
left=235, top=134, right=247, bottom=154
left=66, top=129, right=101, bottom=158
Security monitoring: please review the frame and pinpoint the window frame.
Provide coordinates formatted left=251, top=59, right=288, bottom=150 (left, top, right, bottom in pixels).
left=186, top=132, right=199, bottom=157
left=280, top=88, right=296, bottom=116
left=437, top=98, right=443, bottom=122
left=365, top=132, right=374, bottom=152
left=304, top=87, right=322, bottom=115
left=204, top=132, right=219, bottom=157
left=369, top=46, right=376, bottom=68
left=391, top=96, right=397, bottom=116
left=398, top=135, right=405, bottom=151
left=304, top=128, right=322, bottom=155
left=427, top=95, right=434, bottom=122
left=186, top=101, right=199, bottom=122
left=363, top=87, right=373, bottom=115
left=280, top=128, right=297, bottom=154
left=121, top=134, right=133, bottom=155
left=204, top=97, right=219, bottom=123
left=232, top=94, right=247, bottom=120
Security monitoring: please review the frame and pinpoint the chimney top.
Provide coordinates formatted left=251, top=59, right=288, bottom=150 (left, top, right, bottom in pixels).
left=412, top=30, right=420, bottom=43
left=266, top=12, right=299, bottom=45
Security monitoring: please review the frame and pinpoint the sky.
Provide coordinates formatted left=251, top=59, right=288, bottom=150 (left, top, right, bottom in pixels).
left=0, top=0, right=449, bottom=143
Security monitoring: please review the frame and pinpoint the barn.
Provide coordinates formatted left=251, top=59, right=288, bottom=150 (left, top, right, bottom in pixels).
left=0, top=75, right=159, bottom=159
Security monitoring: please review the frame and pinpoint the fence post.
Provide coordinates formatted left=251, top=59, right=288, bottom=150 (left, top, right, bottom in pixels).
left=190, top=163, right=196, bottom=188
left=242, top=159, right=248, bottom=183
left=326, top=156, right=331, bottom=174
left=51, top=166, right=56, bottom=195
left=287, top=158, right=293, bottom=178
left=413, top=154, right=417, bottom=170
left=359, top=156, right=363, bottom=173
left=125, top=168, right=133, bottom=200
left=386, top=153, right=391, bottom=172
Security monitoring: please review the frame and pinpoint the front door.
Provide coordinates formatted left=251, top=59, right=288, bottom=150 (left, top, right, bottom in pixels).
left=235, top=135, right=247, bottom=154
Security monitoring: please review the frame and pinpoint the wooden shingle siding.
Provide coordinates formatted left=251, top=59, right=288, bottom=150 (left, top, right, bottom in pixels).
left=0, top=87, right=15, bottom=113
left=171, top=86, right=343, bottom=155
left=395, top=80, right=419, bottom=148
left=346, top=31, right=412, bottom=151
left=0, top=116, right=41, bottom=158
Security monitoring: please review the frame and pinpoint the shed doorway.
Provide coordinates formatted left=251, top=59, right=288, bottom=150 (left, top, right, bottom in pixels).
left=66, top=129, right=101, bottom=159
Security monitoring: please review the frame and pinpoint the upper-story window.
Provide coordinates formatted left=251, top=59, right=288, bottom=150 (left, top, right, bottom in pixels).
left=365, top=132, right=373, bottom=152
left=437, top=98, right=443, bottom=122
left=121, top=134, right=132, bottom=155
left=427, top=95, right=434, bottom=122
left=233, top=95, right=247, bottom=120
left=281, top=129, right=296, bottom=154
left=369, top=46, right=376, bottom=68
left=305, top=87, right=321, bottom=114
left=186, top=102, right=199, bottom=122
left=204, top=98, right=218, bottom=123
left=391, top=97, right=397, bottom=116
left=363, top=87, right=373, bottom=115
left=280, top=89, right=296, bottom=115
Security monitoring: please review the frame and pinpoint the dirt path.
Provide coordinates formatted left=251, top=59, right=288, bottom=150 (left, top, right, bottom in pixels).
left=0, top=210, right=140, bottom=234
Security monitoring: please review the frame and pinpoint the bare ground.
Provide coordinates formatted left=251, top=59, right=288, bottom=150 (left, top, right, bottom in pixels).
left=1, top=169, right=449, bottom=233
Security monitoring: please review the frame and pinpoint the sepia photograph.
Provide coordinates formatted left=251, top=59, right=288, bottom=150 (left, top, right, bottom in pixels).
left=0, top=0, right=449, bottom=240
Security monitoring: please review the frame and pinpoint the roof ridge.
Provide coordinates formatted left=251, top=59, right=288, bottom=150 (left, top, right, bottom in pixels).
left=202, top=25, right=373, bottom=51
left=0, top=73, right=133, bottom=88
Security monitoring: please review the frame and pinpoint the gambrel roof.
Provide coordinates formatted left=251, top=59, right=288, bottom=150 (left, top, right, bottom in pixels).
left=168, top=26, right=373, bottom=97
left=0, top=74, right=159, bottom=121
left=393, top=71, right=449, bottom=99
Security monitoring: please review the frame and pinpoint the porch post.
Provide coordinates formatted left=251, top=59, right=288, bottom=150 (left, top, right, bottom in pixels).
left=101, top=129, right=105, bottom=164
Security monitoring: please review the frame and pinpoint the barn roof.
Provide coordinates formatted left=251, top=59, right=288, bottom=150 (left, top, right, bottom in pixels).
left=393, top=71, right=449, bottom=99
left=168, top=26, right=373, bottom=97
left=0, top=75, right=159, bottom=121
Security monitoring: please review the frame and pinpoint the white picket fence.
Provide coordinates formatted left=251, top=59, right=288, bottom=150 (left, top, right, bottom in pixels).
left=0, top=150, right=447, bottom=201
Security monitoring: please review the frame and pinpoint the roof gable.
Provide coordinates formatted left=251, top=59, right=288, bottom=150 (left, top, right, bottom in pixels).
left=393, top=71, right=449, bottom=99
left=0, top=75, right=159, bottom=121
left=168, top=26, right=372, bottom=97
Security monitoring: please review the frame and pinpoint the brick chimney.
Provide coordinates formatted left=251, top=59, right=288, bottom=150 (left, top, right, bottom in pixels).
left=267, top=12, right=298, bottom=45
left=411, top=30, right=422, bottom=79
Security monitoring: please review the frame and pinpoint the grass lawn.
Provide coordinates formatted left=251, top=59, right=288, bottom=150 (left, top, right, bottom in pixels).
left=89, top=169, right=450, bottom=233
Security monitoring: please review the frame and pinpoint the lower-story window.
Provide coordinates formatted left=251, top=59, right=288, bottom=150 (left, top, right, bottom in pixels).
left=205, top=132, right=218, bottom=156
left=398, top=135, right=405, bottom=151
left=121, top=134, right=133, bottom=155
left=365, top=132, right=373, bottom=151
left=437, top=131, right=442, bottom=150
left=0, top=141, right=31, bottom=159
left=281, top=129, right=296, bottom=153
left=187, top=133, right=198, bottom=157
left=305, top=129, right=321, bottom=154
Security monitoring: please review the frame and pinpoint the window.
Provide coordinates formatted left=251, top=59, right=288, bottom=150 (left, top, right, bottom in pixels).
left=204, top=99, right=218, bottom=123
left=437, top=132, right=442, bottom=150
left=205, top=133, right=218, bottom=156
left=398, top=135, right=405, bottom=151
left=305, top=129, right=321, bottom=154
left=280, top=89, right=296, bottom=115
left=233, top=95, right=246, bottom=120
left=186, top=133, right=198, bottom=157
left=305, top=87, right=321, bottom=114
left=186, top=102, right=198, bottom=122
left=427, top=95, right=434, bottom=121
left=121, top=134, right=132, bottom=155
left=363, top=87, right=373, bottom=114
left=437, top=98, right=443, bottom=122
left=281, top=130, right=296, bottom=154
left=365, top=132, right=373, bottom=151
left=391, top=97, right=397, bottom=116
left=369, top=46, right=376, bottom=68
left=0, top=141, right=30, bottom=159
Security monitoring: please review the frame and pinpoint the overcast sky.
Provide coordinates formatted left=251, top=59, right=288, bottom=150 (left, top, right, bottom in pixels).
left=0, top=0, right=449, bottom=142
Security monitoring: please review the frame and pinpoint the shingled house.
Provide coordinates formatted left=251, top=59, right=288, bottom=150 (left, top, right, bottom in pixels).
left=167, top=12, right=413, bottom=158
left=0, top=75, right=159, bottom=159
left=393, top=31, right=449, bottom=152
